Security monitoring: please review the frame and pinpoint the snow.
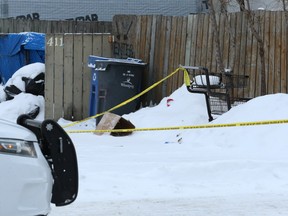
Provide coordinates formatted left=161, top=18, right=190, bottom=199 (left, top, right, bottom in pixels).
left=194, top=75, right=221, bottom=86
left=0, top=63, right=45, bottom=121
left=2, top=63, right=288, bottom=215
left=5, top=62, right=45, bottom=92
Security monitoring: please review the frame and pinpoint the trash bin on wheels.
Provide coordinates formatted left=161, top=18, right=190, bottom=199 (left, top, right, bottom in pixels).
left=88, top=55, right=146, bottom=122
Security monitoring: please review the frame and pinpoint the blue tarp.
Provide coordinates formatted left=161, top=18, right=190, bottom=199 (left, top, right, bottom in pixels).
left=0, top=32, right=45, bottom=84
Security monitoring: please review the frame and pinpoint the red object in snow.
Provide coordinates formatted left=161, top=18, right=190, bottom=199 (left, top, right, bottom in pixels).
left=166, top=98, right=174, bottom=107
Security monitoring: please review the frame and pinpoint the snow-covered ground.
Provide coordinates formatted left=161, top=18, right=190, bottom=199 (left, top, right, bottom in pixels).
left=1, top=63, right=288, bottom=215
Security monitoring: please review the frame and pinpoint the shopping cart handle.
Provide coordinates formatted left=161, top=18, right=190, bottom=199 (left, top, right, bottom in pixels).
left=179, top=65, right=208, bottom=71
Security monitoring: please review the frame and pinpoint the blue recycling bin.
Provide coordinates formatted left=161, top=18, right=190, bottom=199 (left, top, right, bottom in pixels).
left=88, top=55, right=146, bottom=119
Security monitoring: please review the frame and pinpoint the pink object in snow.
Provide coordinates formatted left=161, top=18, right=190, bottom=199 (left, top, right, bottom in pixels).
left=166, top=98, right=174, bottom=107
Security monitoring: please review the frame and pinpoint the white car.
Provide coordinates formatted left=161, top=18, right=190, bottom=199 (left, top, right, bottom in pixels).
left=0, top=114, right=78, bottom=216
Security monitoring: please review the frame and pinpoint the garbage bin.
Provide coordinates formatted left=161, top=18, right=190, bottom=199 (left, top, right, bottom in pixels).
left=88, top=55, right=146, bottom=120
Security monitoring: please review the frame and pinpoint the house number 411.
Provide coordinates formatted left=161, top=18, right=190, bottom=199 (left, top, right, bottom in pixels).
left=47, top=37, right=64, bottom=47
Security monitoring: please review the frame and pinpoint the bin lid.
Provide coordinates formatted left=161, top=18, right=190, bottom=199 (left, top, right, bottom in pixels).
left=88, top=55, right=146, bottom=71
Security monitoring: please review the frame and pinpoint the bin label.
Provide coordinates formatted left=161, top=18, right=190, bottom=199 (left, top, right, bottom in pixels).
left=121, top=70, right=135, bottom=89
left=121, top=77, right=134, bottom=89
left=93, top=73, right=97, bottom=81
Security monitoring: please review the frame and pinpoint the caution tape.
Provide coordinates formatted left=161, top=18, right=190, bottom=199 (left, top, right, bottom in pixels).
left=63, top=67, right=190, bottom=129
left=65, top=119, right=288, bottom=134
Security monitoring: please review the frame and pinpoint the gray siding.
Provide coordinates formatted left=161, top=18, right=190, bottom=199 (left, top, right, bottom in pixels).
left=0, top=0, right=204, bottom=21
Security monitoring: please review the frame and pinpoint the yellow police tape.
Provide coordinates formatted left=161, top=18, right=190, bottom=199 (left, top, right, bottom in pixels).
left=63, top=66, right=191, bottom=129
left=65, top=119, right=288, bottom=134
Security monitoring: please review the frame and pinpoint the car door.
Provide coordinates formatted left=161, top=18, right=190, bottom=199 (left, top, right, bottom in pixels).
left=17, top=115, right=78, bottom=206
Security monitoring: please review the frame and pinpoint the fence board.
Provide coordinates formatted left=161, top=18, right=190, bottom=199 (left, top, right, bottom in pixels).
left=53, top=34, right=64, bottom=120
left=158, top=16, right=168, bottom=99
left=281, top=12, right=287, bottom=92
left=163, top=16, right=172, bottom=96
left=228, top=13, right=236, bottom=70
left=172, top=17, right=183, bottom=92
left=82, top=34, right=93, bottom=118
left=201, top=15, right=210, bottom=68
left=142, top=16, right=153, bottom=104
left=238, top=12, right=248, bottom=98
left=196, top=14, right=205, bottom=67
left=73, top=34, right=84, bottom=120
left=206, top=14, right=214, bottom=71
left=263, top=11, right=271, bottom=94
left=153, top=15, right=165, bottom=102
left=234, top=12, right=243, bottom=80
left=135, top=16, right=148, bottom=104
left=44, top=34, right=55, bottom=119
left=218, top=13, right=224, bottom=71
left=101, top=34, right=113, bottom=57
left=239, top=12, right=248, bottom=76
left=167, top=17, right=178, bottom=95
left=268, top=12, right=276, bottom=94
left=250, top=15, right=258, bottom=97
left=147, top=15, right=157, bottom=105
left=221, top=13, right=229, bottom=70
left=178, top=16, right=188, bottom=87
left=274, top=12, right=282, bottom=93
left=139, top=16, right=147, bottom=61
left=185, top=15, right=193, bottom=65
left=134, top=16, right=142, bottom=59
left=244, top=14, right=253, bottom=98
left=92, top=33, right=103, bottom=55
left=191, top=15, right=199, bottom=67
left=144, top=16, right=153, bottom=64
left=63, top=34, right=74, bottom=119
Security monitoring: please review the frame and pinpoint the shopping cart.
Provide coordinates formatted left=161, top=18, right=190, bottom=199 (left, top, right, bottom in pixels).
left=181, top=65, right=249, bottom=121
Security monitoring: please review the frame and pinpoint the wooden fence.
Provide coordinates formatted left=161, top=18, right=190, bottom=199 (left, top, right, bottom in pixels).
left=115, top=12, right=287, bottom=105
left=185, top=11, right=287, bottom=99
left=0, top=19, right=112, bottom=33
left=45, top=33, right=112, bottom=120
left=2, top=11, right=287, bottom=120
